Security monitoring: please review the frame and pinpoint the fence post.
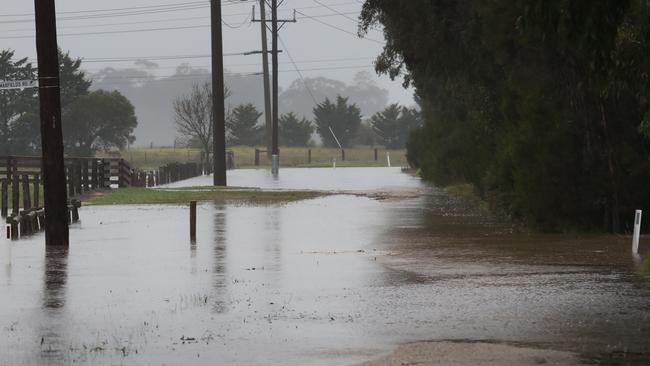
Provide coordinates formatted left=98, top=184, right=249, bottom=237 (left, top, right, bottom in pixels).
left=102, top=159, right=111, bottom=188
left=75, top=160, right=83, bottom=194
left=255, top=149, right=260, bottom=166
left=22, top=175, right=31, bottom=210
left=33, top=175, right=40, bottom=208
left=67, top=164, right=75, bottom=197
left=82, top=160, right=90, bottom=192
left=190, top=200, right=197, bottom=242
left=227, top=151, right=235, bottom=170
left=341, top=149, right=346, bottom=162
left=91, top=159, right=98, bottom=189
left=308, top=149, right=311, bottom=164
left=374, top=148, right=378, bottom=161
left=1, top=179, right=7, bottom=217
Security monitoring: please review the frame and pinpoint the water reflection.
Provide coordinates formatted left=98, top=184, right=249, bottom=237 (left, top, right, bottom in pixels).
left=263, top=206, right=282, bottom=274
left=212, top=203, right=229, bottom=314
left=42, top=246, right=68, bottom=310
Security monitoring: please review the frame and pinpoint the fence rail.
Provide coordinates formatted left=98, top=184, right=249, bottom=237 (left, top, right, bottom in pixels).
left=0, top=155, right=133, bottom=217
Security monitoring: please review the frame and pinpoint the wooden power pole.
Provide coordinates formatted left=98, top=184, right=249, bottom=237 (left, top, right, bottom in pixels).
left=271, top=0, right=280, bottom=175
left=211, top=0, right=227, bottom=186
left=34, top=0, right=69, bottom=247
left=259, top=0, right=273, bottom=159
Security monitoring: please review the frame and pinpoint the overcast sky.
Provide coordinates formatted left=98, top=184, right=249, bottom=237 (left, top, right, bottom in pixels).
left=1, top=0, right=415, bottom=106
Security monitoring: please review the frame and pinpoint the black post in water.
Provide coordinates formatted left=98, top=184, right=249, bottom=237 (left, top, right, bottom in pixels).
left=211, top=0, right=227, bottom=186
left=34, top=0, right=69, bottom=246
left=189, top=201, right=197, bottom=242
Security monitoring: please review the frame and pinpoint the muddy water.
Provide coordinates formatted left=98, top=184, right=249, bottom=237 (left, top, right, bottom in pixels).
left=1, top=168, right=649, bottom=365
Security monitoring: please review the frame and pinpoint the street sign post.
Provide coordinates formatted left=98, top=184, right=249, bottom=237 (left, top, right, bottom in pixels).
left=0, top=80, right=38, bottom=90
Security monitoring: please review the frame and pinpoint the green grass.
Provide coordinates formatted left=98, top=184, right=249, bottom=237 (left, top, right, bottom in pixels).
left=444, top=183, right=489, bottom=212
left=101, top=146, right=408, bottom=170
left=86, top=186, right=327, bottom=205
left=641, top=256, right=650, bottom=277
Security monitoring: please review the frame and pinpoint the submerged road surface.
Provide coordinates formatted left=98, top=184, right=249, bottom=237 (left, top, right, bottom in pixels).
left=1, top=168, right=649, bottom=365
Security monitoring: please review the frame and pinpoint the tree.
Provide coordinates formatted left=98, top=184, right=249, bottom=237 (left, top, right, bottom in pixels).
left=63, top=90, right=137, bottom=156
left=279, top=112, right=313, bottom=147
left=59, top=50, right=92, bottom=111
left=371, top=104, right=421, bottom=149
left=0, top=50, right=37, bottom=154
left=313, top=95, right=361, bottom=148
left=227, top=103, right=263, bottom=146
left=174, top=82, right=213, bottom=161
left=361, top=0, right=650, bottom=232
left=280, top=73, right=389, bottom=120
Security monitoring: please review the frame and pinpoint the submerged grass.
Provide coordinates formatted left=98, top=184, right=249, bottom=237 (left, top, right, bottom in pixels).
left=85, top=187, right=327, bottom=205
left=444, top=183, right=489, bottom=212
left=640, top=256, right=650, bottom=277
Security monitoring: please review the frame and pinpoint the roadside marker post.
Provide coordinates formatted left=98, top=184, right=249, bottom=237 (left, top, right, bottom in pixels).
left=387, top=152, right=391, bottom=168
left=190, top=201, right=197, bottom=242
left=633, top=210, right=642, bottom=254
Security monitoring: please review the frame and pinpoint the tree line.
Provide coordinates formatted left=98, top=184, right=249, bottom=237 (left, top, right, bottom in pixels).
left=0, top=49, right=137, bottom=156
left=174, top=81, right=421, bottom=160
left=360, top=0, right=650, bottom=232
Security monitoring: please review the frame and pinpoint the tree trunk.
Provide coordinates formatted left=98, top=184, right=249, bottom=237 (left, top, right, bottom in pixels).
left=600, top=101, right=620, bottom=233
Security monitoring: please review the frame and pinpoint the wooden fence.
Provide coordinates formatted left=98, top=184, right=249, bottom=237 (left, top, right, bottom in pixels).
left=0, top=156, right=132, bottom=217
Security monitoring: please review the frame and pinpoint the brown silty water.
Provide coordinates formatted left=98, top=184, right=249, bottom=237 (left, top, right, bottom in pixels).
left=1, top=168, right=649, bottom=365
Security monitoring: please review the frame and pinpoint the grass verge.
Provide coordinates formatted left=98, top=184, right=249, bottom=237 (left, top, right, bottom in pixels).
left=444, top=183, right=489, bottom=212
left=85, top=187, right=327, bottom=205
left=102, top=146, right=407, bottom=170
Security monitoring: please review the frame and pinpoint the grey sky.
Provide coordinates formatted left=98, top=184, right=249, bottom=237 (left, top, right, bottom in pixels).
left=1, top=0, right=415, bottom=106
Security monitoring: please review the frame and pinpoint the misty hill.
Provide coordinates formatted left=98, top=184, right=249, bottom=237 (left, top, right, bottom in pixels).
left=90, top=64, right=388, bottom=147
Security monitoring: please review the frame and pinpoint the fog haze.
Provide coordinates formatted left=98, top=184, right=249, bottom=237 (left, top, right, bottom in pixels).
left=1, top=0, right=415, bottom=146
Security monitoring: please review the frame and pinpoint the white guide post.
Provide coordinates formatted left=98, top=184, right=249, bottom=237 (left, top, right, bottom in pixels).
left=632, top=210, right=642, bottom=254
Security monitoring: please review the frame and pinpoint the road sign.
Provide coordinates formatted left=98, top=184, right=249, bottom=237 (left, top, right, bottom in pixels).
left=0, top=80, right=38, bottom=90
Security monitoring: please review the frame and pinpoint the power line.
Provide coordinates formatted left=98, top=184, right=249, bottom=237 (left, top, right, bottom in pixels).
left=0, top=11, right=361, bottom=33
left=278, top=34, right=318, bottom=105
left=295, top=9, right=383, bottom=44
left=0, top=11, right=365, bottom=39
left=76, top=56, right=374, bottom=70
left=86, top=64, right=373, bottom=81
left=0, top=1, right=358, bottom=24
left=310, top=0, right=358, bottom=23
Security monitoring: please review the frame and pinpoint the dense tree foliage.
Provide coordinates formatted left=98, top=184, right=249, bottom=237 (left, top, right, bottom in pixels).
left=64, top=90, right=137, bottom=156
left=227, top=103, right=263, bottom=146
left=0, top=49, right=137, bottom=156
left=279, top=112, right=313, bottom=147
left=361, top=0, right=650, bottom=232
left=0, top=50, right=37, bottom=154
left=370, top=104, right=421, bottom=149
left=313, top=95, right=362, bottom=148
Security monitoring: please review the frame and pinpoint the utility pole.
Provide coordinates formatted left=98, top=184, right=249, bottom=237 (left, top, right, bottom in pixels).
left=259, top=0, right=273, bottom=159
left=271, top=0, right=280, bottom=175
left=211, top=0, right=227, bottom=186
left=34, top=0, right=69, bottom=247
left=253, top=2, right=295, bottom=175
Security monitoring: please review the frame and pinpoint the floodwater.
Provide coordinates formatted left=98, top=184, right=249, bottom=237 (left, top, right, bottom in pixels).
left=1, top=168, right=649, bottom=365
left=163, top=167, right=423, bottom=192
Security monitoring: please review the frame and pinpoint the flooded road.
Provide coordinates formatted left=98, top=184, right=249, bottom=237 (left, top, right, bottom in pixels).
left=1, top=168, right=649, bottom=365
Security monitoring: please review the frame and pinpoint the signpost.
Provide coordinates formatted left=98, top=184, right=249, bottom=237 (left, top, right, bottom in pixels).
left=0, top=80, right=38, bottom=90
